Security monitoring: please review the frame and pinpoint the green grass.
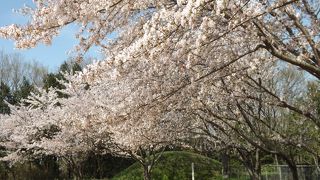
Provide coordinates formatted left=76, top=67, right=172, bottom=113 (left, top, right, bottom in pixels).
left=112, top=151, right=223, bottom=180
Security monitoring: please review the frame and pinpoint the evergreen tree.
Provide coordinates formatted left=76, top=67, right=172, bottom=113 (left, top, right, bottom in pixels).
left=14, top=77, right=35, bottom=103
left=0, top=82, right=14, bottom=114
left=43, top=61, right=82, bottom=98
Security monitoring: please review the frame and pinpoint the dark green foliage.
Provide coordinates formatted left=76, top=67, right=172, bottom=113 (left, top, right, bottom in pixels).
left=112, top=151, right=222, bottom=180
left=0, top=152, right=60, bottom=180
left=59, top=61, right=82, bottom=74
left=0, top=77, right=35, bottom=114
left=0, top=153, right=135, bottom=180
left=13, top=77, right=35, bottom=105
left=0, top=82, right=15, bottom=114
left=0, top=159, right=59, bottom=180
left=81, top=153, right=135, bottom=179
left=43, top=73, right=67, bottom=98
left=43, top=61, right=82, bottom=98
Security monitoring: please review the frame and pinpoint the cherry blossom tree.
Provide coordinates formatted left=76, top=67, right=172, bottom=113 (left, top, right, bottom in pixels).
left=194, top=63, right=320, bottom=180
left=0, top=0, right=318, bottom=78
left=0, top=0, right=320, bottom=179
left=0, top=56, right=199, bottom=179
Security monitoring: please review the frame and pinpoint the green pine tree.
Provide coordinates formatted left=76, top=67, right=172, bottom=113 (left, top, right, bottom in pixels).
left=0, top=82, right=14, bottom=114
left=14, top=77, right=34, bottom=100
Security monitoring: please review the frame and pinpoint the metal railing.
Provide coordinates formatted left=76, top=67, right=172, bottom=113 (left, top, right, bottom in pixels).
left=262, top=165, right=320, bottom=180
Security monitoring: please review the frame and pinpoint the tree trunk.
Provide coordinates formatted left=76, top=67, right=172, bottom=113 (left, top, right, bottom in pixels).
left=73, top=171, right=82, bottom=180
left=248, top=170, right=261, bottom=180
left=280, top=154, right=299, bottom=180
left=73, top=165, right=83, bottom=180
left=143, top=165, right=152, bottom=180
left=253, top=149, right=261, bottom=180
left=238, top=148, right=261, bottom=180
left=67, top=165, right=71, bottom=179
left=221, top=151, right=230, bottom=179
left=287, top=162, right=299, bottom=180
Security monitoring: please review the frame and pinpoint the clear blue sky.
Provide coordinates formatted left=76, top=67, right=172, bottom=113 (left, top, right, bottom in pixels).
left=0, top=1, right=100, bottom=72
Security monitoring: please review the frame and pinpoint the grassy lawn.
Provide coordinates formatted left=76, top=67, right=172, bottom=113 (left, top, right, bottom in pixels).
left=111, top=151, right=223, bottom=180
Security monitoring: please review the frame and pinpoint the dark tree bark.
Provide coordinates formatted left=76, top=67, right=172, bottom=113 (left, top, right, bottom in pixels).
left=143, top=164, right=152, bottom=180
left=287, top=161, right=299, bottom=180
left=279, top=154, right=299, bottom=180
left=238, top=148, right=261, bottom=180
left=221, top=151, right=230, bottom=179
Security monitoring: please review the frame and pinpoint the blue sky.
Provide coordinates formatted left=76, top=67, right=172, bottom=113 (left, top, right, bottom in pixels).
left=0, top=1, right=100, bottom=72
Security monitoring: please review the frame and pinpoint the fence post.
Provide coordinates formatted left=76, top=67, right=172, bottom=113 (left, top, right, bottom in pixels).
left=275, top=155, right=282, bottom=180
